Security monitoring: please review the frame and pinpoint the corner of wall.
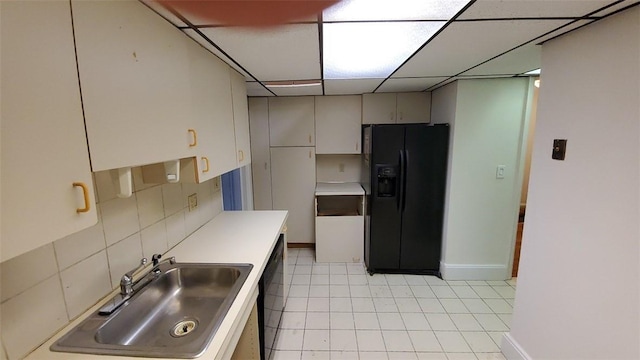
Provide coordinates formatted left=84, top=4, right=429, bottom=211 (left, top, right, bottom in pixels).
left=501, top=332, right=532, bottom=360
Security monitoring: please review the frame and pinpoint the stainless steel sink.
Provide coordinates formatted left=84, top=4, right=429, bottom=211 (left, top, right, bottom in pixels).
left=51, top=263, right=253, bottom=358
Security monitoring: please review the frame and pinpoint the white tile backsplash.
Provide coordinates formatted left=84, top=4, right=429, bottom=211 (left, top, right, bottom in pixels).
left=1, top=276, right=68, bottom=359
left=60, top=250, right=112, bottom=319
left=107, top=233, right=144, bottom=289
left=136, top=186, right=164, bottom=229
left=141, top=220, right=169, bottom=259
left=101, top=195, right=140, bottom=246
left=0, top=175, right=225, bottom=359
left=54, top=209, right=106, bottom=270
left=0, top=244, right=58, bottom=302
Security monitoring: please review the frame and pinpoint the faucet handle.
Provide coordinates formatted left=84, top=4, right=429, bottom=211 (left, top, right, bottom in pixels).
left=124, top=258, right=147, bottom=280
left=152, top=253, right=162, bottom=266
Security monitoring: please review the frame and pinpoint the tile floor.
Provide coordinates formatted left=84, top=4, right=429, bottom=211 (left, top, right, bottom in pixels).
left=272, top=248, right=516, bottom=360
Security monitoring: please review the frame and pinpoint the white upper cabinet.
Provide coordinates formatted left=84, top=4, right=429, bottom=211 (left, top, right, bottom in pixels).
left=72, top=0, right=194, bottom=171
left=363, top=92, right=431, bottom=124
left=362, top=93, right=397, bottom=124
left=249, top=98, right=273, bottom=210
left=315, top=96, right=362, bottom=154
left=230, top=70, right=252, bottom=168
left=1, top=1, right=97, bottom=262
left=186, top=39, right=237, bottom=182
left=396, top=92, right=431, bottom=123
left=269, top=97, right=315, bottom=147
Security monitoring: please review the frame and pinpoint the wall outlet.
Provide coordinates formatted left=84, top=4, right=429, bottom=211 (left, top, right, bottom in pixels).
left=339, top=163, right=345, bottom=173
left=496, top=165, right=506, bottom=179
left=188, top=193, right=198, bottom=211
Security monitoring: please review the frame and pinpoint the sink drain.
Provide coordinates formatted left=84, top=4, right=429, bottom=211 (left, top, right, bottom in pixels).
left=171, top=319, right=198, bottom=337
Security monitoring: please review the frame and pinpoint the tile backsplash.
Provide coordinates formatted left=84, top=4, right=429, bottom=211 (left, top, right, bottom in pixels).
left=0, top=169, right=223, bottom=359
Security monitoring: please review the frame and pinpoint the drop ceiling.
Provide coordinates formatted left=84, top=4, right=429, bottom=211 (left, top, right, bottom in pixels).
left=142, top=0, right=638, bottom=96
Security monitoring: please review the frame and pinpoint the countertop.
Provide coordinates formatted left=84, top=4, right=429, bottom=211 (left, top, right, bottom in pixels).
left=315, top=182, right=364, bottom=196
left=27, top=210, right=288, bottom=360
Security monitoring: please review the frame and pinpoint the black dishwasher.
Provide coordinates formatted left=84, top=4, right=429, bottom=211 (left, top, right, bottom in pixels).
left=258, top=234, right=284, bottom=360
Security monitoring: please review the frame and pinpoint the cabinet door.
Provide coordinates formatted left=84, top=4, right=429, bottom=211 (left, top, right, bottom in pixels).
left=73, top=0, right=193, bottom=171
left=396, top=92, right=431, bottom=123
left=268, top=97, right=315, bottom=147
left=270, top=147, right=316, bottom=243
left=315, top=96, right=362, bottom=154
left=231, top=70, right=252, bottom=168
left=1, top=1, right=97, bottom=262
left=249, top=98, right=273, bottom=210
left=362, top=93, right=396, bottom=124
left=187, top=40, right=236, bottom=182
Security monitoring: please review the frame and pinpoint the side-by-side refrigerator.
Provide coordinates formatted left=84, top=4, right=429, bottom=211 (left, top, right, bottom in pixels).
left=362, top=123, right=449, bottom=275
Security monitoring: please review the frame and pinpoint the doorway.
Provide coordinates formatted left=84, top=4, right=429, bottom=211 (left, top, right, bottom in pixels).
left=512, top=77, right=539, bottom=277
left=221, top=168, right=242, bottom=211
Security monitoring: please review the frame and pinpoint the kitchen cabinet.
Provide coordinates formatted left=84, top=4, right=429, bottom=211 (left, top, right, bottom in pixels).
left=363, top=92, right=431, bottom=124
left=231, top=70, right=252, bottom=168
left=315, top=96, right=362, bottom=154
left=72, top=0, right=194, bottom=172
left=249, top=98, right=273, bottom=210
left=268, top=97, right=315, bottom=147
left=1, top=1, right=97, bottom=262
left=186, top=38, right=237, bottom=182
left=270, top=147, right=316, bottom=243
left=315, top=183, right=365, bottom=263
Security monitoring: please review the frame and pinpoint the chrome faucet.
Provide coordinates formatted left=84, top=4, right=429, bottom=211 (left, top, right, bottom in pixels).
left=120, top=257, right=148, bottom=296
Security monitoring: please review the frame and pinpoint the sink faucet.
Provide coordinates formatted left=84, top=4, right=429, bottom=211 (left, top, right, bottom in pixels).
left=120, top=258, right=148, bottom=296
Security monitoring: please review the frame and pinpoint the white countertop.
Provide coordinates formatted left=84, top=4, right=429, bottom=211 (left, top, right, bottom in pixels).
left=27, top=210, right=288, bottom=360
left=315, top=182, right=364, bottom=196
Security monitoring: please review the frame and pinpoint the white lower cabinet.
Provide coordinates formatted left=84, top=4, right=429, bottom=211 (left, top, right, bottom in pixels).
left=315, top=183, right=365, bottom=263
left=270, top=147, right=316, bottom=243
left=1, top=1, right=97, bottom=262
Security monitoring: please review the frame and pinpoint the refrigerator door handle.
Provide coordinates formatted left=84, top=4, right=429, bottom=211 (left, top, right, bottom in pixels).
left=402, top=150, right=409, bottom=212
left=398, top=150, right=406, bottom=211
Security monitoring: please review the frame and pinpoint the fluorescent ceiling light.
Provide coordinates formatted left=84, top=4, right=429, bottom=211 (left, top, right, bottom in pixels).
left=264, top=80, right=321, bottom=88
left=525, top=68, right=541, bottom=75
left=324, top=22, right=444, bottom=79
left=323, top=0, right=470, bottom=21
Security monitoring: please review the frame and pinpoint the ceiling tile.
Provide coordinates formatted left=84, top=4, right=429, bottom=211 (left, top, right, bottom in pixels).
left=534, top=20, right=594, bottom=44
left=140, top=0, right=186, bottom=26
left=394, top=19, right=567, bottom=78
left=458, top=0, right=615, bottom=19
left=462, top=44, right=541, bottom=76
left=183, top=29, right=251, bottom=78
left=377, top=77, right=449, bottom=92
left=324, top=79, right=383, bottom=95
left=198, top=24, right=320, bottom=81
left=323, top=0, right=470, bottom=21
left=246, top=82, right=274, bottom=97
left=590, top=0, right=638, bottom=17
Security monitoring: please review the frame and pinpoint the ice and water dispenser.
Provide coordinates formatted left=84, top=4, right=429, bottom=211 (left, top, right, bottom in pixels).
left=376, top=165, right=397, bottom=197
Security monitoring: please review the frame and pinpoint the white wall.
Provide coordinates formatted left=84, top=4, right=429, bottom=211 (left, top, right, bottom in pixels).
left=432, top=78, right=531, bottom=280
left=503, top=7, right=640, bottom=360
left=316, top=154, right=361, bottom=183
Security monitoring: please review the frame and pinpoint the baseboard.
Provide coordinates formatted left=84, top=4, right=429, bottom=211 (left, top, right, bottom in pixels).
left=440, top=262, right=508, bottom=280
left=287, top=243, right=315, bottom=249
left=501, top=333, right=531, bottom=360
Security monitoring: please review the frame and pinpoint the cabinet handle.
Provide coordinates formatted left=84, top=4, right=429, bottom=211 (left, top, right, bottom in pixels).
left=73, top=182, right=91, bottom=213
left=308, top=134, right=312, bottom=144
left=202, top=156, right=210, bottom=173
left=239, top=150, right=244, bottom=162
left=188, top=129, right=197, bottom=147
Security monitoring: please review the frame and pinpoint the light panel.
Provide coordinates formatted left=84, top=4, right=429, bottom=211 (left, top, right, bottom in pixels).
left=323, top=0, right=470, bottom=21
left=323, top=22, right=445, bottom=79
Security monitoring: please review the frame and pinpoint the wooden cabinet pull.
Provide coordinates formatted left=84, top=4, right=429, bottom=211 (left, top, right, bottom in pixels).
left=239, top=150, right=244, bottom=162
left=73, top=182, right=91, bottom=213
left=202, top=156, right=210, bottom=172
left=188, top=129, right=197, bottom=147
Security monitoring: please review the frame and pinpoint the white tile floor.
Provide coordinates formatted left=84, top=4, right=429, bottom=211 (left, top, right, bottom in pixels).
left=271, top=248, right=516, bottom=360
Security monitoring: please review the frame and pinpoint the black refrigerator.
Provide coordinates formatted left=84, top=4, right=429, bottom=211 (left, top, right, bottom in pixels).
left=362, top=123, right=449, bottom=276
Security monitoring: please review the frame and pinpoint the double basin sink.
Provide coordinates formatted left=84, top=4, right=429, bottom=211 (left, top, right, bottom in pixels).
left=51, top=262, right=253, bottom=358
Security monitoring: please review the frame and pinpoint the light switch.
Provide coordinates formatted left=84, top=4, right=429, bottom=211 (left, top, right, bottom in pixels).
left=496, top=165, right=506, bottom=179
